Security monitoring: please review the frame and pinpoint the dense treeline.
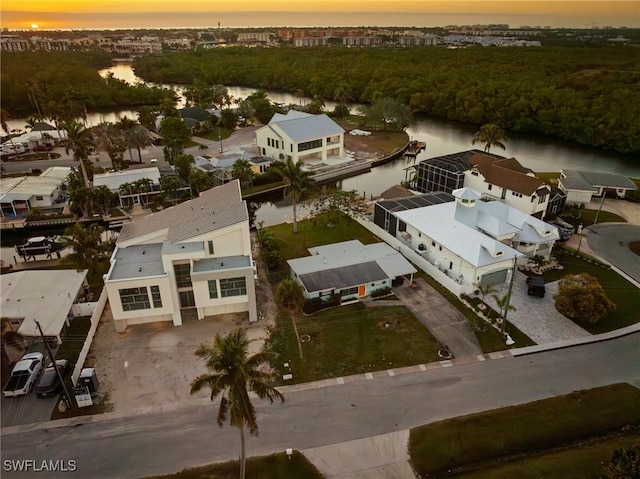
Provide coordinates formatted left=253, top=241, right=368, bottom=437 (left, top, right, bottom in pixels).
left=1, top=51, right=169, bottom=115
left=134, top=46, right=640, bottom=155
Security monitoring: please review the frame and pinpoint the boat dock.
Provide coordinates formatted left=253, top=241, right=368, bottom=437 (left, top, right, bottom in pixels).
left=404, top=140, right=426, bottom=157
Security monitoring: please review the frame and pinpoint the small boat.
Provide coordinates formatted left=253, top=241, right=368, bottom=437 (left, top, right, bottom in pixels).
left=15, top=236, right=65, bottom=258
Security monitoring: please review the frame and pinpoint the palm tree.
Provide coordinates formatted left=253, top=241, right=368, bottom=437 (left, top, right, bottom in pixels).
left=117, top=116, right=138, bottom=162
left=92, top=185, right=115, bottom=216
left=231, top=159, right=254, bottom=189
left=2, top=317, right=27, bottom=368
left=190, top=328, right=285, bottom=479
left=473, top=281, right=497, bottom=306
left=94, top=122, right=125, bottom=170
left=275, top=279, right=306, bottom=359
left=188, top=169, right=214, bottom=196
left=491, top=292, right=516, bottom=335
left=160, top=176, right=183, bottom=205
left=61, top=223, right=106, bottom=271
left=271, top=158, right=313, bottom=234
left=472, top=123, right=507, bottom=153
left=60, top=120, right=93, bottom=188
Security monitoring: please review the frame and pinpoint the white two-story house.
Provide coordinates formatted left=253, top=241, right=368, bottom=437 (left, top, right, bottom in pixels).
left=104, top=180, right=257, bottom=332
left=255, top=110, right=345, bottom=164
left=375, top=188, right=559, bottom=290
left=413, top=150, right=551, bottom=219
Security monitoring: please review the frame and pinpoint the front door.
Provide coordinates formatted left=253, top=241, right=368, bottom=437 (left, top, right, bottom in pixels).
left=358, top=284, right=366, bottom=297
left=179, top=290, right=195, bottom=308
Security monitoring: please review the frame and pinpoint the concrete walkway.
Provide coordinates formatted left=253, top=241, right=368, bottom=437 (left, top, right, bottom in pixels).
left=303, top=431, right=415, bottom=479
left=393, top=279, right=482, bottom=358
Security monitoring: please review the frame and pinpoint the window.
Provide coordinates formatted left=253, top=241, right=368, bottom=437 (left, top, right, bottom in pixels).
left=35, top=195, right=44, bottom=201
left=119, top=287, right=150, bottom=311
left=208, top=241, right=214, bottom=255
left=538, top=196, right=545, bottom=204
left=449, top=261, right=453, bottom=270
left=208, top=280, right=218, bottom=299
left=150, top=286, right=162, bottom=308
left=220, top=277, right=247, bottom=297
left=487, top=184, right=492, bottom=191
left=173, top=264, right=192, bottom=288
left=340, top=286, right=358, bottom=297
left=298, top=139, right=322, bottom=152
left=267, top=138, right=272, bottom=147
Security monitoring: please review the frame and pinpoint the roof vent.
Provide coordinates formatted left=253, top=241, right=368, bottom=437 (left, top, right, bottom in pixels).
left=138, top=267, right=142, bottom=272
left=142, top=250, right=146, bottom=255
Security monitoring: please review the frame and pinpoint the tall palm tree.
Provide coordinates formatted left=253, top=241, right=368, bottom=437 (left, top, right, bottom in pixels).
left=190, top=328, right=285, bottom=479
left=94, top=121, right=125, bottom=170
left=472, top=123, right=507, bottom=153
left=61, top=223, right=106, bottom=271
left=491, top=292, right=516, bottom=335
left=275, top=279, right=305, bottom=359
left=271, top=157, right=313, bottom=234
left=60, top=120, right=93, bottom=188
left=117, top=116, right=138, bottom=162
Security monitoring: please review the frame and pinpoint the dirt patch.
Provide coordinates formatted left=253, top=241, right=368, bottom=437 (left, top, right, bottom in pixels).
left=343, top=129, right=408, bottom=160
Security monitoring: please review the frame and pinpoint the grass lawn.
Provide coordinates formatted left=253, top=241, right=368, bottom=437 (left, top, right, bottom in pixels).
left=451, top=432, right=640, bottom=479
left=265, top=212, right=379, bottom=264
left=409, top=383, right=640, bottom=478
left=269, top=302, right=443, bottom=384
left=143, top=450, right=323, bottom=479
left=560, top=207, right=626, bottom=228
left=195, top=127, right=233, bottom=142
left=544, top=247, right=640, bottom=333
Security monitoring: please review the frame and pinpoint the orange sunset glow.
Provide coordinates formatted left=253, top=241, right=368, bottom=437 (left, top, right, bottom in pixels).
left=1, top=1, right=638, bottom=29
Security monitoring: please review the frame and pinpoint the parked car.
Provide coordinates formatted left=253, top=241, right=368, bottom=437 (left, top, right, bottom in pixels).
left=2, top=352, right=44, bottom=397
left=526, top=275, right=546, bottom=298
left=33, top=143, right=54, bottom=152
left=35, top=359, right=70, bottom=398
left=548, top=221, right=572, bottom=241
left=553, top=217, right=575, bottom=233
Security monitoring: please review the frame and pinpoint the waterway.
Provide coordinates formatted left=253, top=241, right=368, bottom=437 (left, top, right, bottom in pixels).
left=4, top=63, right=638, bottom=228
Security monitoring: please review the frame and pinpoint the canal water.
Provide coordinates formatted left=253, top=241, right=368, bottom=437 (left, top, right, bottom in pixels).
left=4, top=63, right=638, bottom=228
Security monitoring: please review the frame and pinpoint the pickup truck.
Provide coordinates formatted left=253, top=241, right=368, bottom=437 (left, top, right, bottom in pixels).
left=2, top=352, right=44, bottom=397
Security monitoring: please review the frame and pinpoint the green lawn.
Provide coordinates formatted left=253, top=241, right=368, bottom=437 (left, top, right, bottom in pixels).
left=409, top=383, right=640, bottom=478
left=451, top=433, right=640, bottom=479
left=544, top=247, right=640, bottom=333
left=269, top=302, right=443, bottom=384
left=143, top=450, right=323, bottom=479
left=265, top=212, right=379, bottom=263
left=560, top=207, right=626, bottom=228
left=194, top=127, right=233, bottom=142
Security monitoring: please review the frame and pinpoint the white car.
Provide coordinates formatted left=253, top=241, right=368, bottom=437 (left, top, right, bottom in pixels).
left=2, top=352, right=44, bottom=397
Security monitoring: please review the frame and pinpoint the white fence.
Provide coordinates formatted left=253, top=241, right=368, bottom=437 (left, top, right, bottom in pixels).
left=71, top=289, right=108, bottom=386
left=353, top=216, right=472, bottom=297
left=71, top=302, right=97, bottom=317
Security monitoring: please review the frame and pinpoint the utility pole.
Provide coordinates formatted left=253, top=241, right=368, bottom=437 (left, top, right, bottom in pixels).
left=218, top=125, right=223, bottom=153
left=594, top=187, right=607, bottom=225
left=501, top=255, right=517, bottom=336
left=34, top=320, right=73, bottom=410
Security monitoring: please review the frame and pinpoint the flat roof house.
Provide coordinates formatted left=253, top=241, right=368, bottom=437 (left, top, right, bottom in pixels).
left=1, top=269, right=89, bottom=345
left=256, top=111, right=345, bottom=164
left=0, top=167, right=71, bottom=218
left=287, top=240, right=416, bottom=301
left=104, top=180, right=257, bottom=332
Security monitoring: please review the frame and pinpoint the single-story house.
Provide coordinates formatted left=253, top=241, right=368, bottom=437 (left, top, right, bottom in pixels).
left=104, top=180, right=257, bottom=332
left=559, top=169, right=638, bottom=204
left=93, top=167, right=162, bottom=208
left=287, top=240, right=417, bottom=301
left=1, top=269, right=89, bottom=346
left=0, top=167, right=71, bottom=218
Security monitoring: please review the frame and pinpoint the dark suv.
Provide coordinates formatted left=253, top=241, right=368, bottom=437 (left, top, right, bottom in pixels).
left=526, top=276, right=546, bottom=298
left=35, top=359, right=69, bottom=398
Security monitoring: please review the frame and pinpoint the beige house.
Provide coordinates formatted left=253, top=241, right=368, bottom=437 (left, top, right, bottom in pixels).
left=104, top=180, right=257, bottom=332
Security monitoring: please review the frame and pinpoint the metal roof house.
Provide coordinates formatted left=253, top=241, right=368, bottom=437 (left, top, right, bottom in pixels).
left=256, top=111, right=345, bottom=164
left=0, top=167, right=71, bottom=218
left=287, top=240, right=416, bottom=301
left=104, top=180, right=257, bottom=332
left=375, top=188, right=559, bottom=289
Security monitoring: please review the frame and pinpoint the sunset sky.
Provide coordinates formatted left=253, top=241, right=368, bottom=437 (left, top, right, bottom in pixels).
left=1, top=1, right=638, bottom=30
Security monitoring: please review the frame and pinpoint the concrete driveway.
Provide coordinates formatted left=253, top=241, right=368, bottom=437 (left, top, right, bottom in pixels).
left=488, top=271, right=591, bottom=345
left=0, top=389, right=58, bottom=428
left=393, top=278, right=482, bottom=358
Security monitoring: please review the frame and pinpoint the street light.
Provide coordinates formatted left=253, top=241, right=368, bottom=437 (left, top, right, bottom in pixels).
left=217, top=126, right=223, bottom=153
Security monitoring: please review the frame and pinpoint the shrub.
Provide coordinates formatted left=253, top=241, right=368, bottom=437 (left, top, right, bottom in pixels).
left=554, top=273, right=616, bottom=323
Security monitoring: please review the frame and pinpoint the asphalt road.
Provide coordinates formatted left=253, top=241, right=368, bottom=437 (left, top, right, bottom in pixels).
left=586, top=223, right=640, bottom=283
left=1, top=332, right=638, bottom=479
